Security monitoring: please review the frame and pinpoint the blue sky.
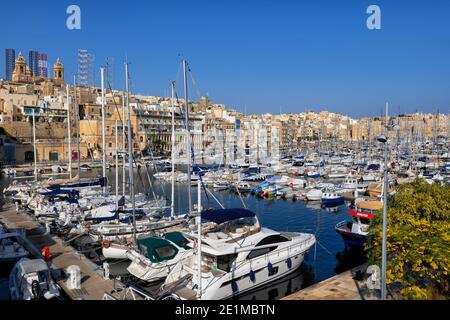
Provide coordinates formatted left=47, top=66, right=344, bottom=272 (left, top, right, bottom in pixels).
left=1, top=0, right=450, bottom=117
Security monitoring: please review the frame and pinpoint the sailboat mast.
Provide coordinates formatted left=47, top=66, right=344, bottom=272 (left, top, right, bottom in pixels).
left=125, top=63, right=137, bottom=244
left=183, top=59, right=192, bottom=214
left=101, top=67, right=107, bottom=192
left=73, top=75, right=81, bottom=177
left=115, top=120, right=119, bottom=210
left=171, top=81, right=176, bottom=218
left=197, top=179, right=202, bottom=299
left=122, top=93, right=126, bottom=197
left=66, top=85, right=72, bottom=179
left=32, top=108, right=37, bottom=181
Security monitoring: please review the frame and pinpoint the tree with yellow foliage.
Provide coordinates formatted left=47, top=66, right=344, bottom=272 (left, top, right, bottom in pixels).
left=366, top=178, right=450, bottom=300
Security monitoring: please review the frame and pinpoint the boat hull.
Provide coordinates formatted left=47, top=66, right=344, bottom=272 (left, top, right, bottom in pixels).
left=335, top=223, right=367, bottom=249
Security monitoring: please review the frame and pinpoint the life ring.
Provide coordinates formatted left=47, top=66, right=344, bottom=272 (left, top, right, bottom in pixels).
left=102, top=240, right=110, bottom=249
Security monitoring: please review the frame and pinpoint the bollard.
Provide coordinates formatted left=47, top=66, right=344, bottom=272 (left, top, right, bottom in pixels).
left=15, top=201, right=19, bottom=213
left=45, top=223, right=51, bottom=234
left=66, top=265, right=81, bottom=290
left=103, top=262, right=110, bottom=280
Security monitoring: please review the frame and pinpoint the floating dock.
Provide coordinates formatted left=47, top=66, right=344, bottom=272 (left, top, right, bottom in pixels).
left=282, top=264, right=380, bottom=300
left=0, top=204, right=122, bottom=300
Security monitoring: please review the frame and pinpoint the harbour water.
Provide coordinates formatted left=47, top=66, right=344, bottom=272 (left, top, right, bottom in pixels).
left=0, top=168, right=365, bottom=300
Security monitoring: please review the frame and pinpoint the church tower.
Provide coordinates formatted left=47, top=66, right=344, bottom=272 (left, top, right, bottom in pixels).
left=53, top=58, right=65, bottom=85
left=12, top=52, right=28, bottom=82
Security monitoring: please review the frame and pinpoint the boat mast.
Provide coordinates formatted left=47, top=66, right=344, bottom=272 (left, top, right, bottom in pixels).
left=197, top=179, right=202, bottom=299
left=115, top=120, right=119, bottom=210
left=66, top=85, right=72, bottom=179
left=125, top=62, right=137, bottom=244
left=32, top=108, right=37, bottom=181
left=122, top=92, right=126, bottom=197
left=183, top=59, right=192, bottom=214
left=73, top=76, right=81, bottom=178
left=171, top=81, right=176, bottom=219
left=101, top=67, right=107, bottom=193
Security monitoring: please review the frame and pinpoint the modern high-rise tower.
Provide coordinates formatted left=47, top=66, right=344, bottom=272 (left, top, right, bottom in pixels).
left=5, top=48, right=16, bottom=80
left=77, top=49, right=95, bottom=87
left=29, top=50, right=48, bottom=77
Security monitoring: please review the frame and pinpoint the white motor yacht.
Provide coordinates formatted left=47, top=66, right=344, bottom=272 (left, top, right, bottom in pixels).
left=161, top=208, right=315, bottom=300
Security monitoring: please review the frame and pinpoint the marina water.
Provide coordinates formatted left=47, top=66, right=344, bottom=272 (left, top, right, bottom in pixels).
left=0, top=169, right=365, bottom=300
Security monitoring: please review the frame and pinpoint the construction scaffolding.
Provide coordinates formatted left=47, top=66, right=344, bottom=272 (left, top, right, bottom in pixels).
left=77, top=49, right=95, bottom=87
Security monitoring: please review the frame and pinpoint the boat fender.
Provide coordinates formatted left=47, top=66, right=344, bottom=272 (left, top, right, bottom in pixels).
left=102, top=240, right=110, bottom=249
left=42, top=246, right=51, bottom=261
left=31, top=280, right=41, bottom=300
left=249, top=270, right=256, bottom=282
left=286, top=258, right=292, bottom=269
left=267, top=262, right=273, bottom=273
left=231, top=280, right=238, bottom=293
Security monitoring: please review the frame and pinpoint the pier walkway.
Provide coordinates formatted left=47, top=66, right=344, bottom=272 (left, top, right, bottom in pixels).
left=282, top=264, right=380, bottom=300
left=0, top=203, right=122, bottom=300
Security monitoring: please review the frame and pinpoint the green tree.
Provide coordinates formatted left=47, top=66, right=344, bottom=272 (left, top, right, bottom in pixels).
left=366, top=178, right=450, bottom=300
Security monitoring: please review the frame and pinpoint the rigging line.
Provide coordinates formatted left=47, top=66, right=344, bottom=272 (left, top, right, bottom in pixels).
left=134, top=101, right=162, bottom=200
left=316, top=239, right=333, bottom=256
left=187, top=67, right=203, bottom=101
left=174, top=86, right=210, bottom=202
left=205, top=187, right=225, bottom=210
left=233, top=183, right=248, bottom=209
left=106, top=79, right=154, bottom=196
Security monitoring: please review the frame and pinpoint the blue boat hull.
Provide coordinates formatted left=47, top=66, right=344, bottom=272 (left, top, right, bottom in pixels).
left=322, top=197, right=344, bottom=206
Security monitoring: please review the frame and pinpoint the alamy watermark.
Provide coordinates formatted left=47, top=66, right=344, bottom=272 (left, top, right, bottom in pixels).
left=366, top=265, right=381, bottom=290
left=66, top=5, right=81, bottom=30
left=367, top=5, right=381, bottom=30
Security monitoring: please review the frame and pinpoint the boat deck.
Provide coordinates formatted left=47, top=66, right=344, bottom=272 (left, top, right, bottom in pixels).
left=0, top=203, right=122, bottom=300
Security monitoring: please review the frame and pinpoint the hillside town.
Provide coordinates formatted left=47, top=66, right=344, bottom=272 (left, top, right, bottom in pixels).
left=1, top=50, right=449, bottom=167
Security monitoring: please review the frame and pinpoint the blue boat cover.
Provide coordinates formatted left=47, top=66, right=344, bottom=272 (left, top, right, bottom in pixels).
left=48, top=177, right=107, bottom=190
left=201, top=208, right=256, bottom=224
left=40, top=189, right=80, bottom=197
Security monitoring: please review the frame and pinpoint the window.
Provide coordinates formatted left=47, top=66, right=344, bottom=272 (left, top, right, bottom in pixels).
left=256, top=235, right=289, bottom=247
left=109, top=142, right=112, bottom=148
left=247, top=247, right=276, bottom=260
left=217, top=254, right=237, bottom=272
left=154, top=245, right=178, bottom=260
left=360, top=218, right=370, bottom=225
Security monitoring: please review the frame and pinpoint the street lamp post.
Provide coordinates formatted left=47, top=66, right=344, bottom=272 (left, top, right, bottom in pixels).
left=378, top=102, right=391, bottom=300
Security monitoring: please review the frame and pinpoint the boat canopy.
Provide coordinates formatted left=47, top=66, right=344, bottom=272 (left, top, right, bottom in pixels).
left=201, top=208, right=256, bottom=224
left=137, top=237, right=179, bottom=263
left=17, top=258, right=49, bottom=274
left=357, top=201, right=383, bottom=211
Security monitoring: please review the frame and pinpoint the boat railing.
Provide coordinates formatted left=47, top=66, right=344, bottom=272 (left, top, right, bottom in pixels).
left=102, top=285, right=156, bottom=300
left=102, top=292, right=119, bottom=300
left=335, top=220, right=351, bottom=230
left=123, top=285, right=155, bottom=300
